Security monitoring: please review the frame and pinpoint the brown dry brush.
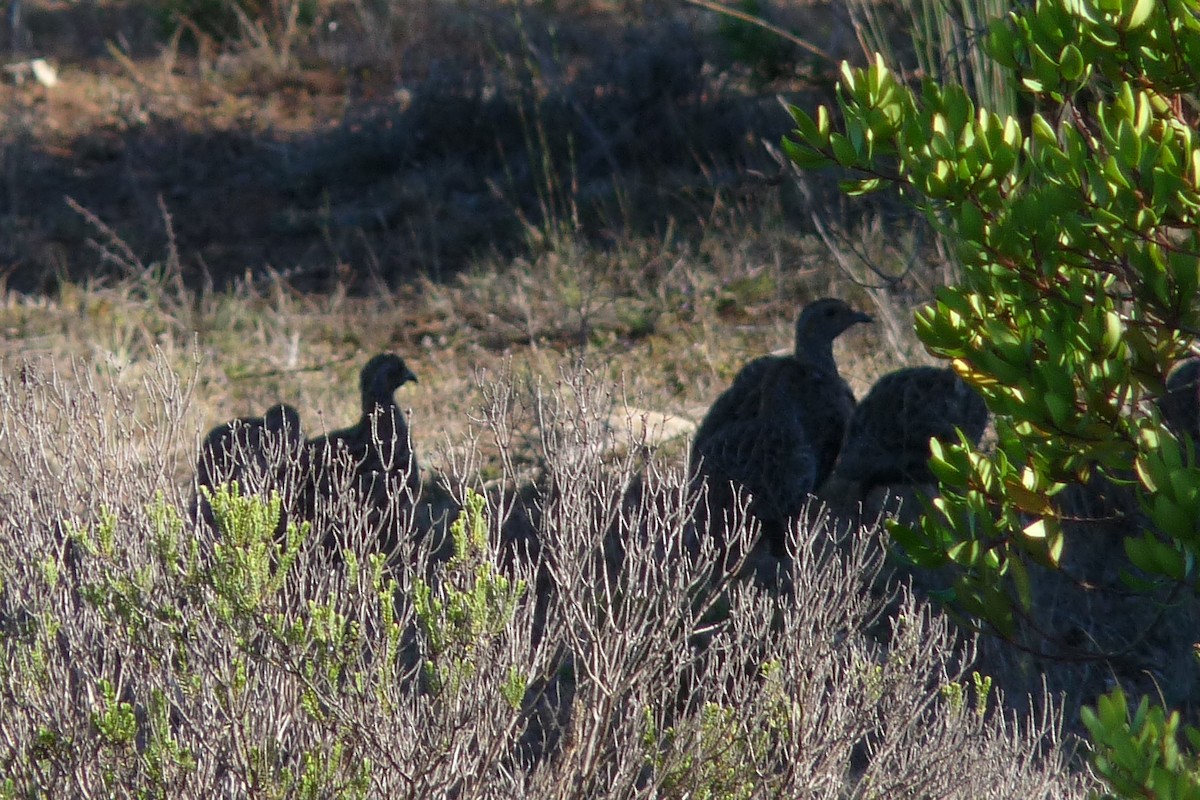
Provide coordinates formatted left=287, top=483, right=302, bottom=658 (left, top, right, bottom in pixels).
left=0, top=355, right=1096, bottom=797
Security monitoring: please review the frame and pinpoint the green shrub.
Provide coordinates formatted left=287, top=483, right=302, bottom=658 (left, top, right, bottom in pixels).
left=1083, top=688, right=1200, bottom=800
left=784, top=0, right=1200, bottom=789
left=412, top=488, right=527, bottom=701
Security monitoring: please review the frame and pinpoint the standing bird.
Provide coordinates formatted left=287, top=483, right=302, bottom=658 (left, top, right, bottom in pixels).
left=826, top=365, right=989, bottom=504
left=304, top=353, right=420, bottom=555
left=690, top=298, right=872, bottom=554
left=194, top=403, right=304, bottom=539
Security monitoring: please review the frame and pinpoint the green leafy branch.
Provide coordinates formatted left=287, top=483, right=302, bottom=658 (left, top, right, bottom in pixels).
left=413, top=489, right=527, bottom=705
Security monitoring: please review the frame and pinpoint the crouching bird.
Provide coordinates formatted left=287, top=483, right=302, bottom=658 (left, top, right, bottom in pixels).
left=194, top=403, right=304, bottom=540
left=827, top=365, right=989, bottom=502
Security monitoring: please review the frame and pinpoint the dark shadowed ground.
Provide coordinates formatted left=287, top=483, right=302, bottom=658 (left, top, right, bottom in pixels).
left=0, top=0, right=876, bottom=294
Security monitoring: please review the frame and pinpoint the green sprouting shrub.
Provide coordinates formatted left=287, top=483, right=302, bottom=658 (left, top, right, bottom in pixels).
left=939, top=670, right=993, bottom=720
left=21, top=487, right=381, bottom=796
left=642, top=658, right=802, bottom=800
left=643, top=700, right=764, bottom=800
left=413, top=488, right=527, bottom=702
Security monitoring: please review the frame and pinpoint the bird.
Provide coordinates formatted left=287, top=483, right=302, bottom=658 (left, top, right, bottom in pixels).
left=307, top=353, right=420, bottom=479
left=303, top=353, right=421, bottom=555
left=1162, top=357, right=1200, bottom=446
left=827, top=365, right=989, bottom=504
left=690, top=298, right=872, bottom=554
left=193, top=403, right=304, bottom=539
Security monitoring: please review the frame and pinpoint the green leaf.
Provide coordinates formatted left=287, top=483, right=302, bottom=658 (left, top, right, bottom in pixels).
left=929, top=456, right=967, bottom=491
left=817, top=104, right=832, bottom=138
left=1047, top=527, right=1065, bottom=566
left=1101, top=310, right=1125, bottom=356
left=1005, top=477, right=1055, bottom=516
left=1125, top=536, right=1159, bottom=575
left=942, top=85, right=972, bottom=132
left=1031, top=113, right=1057, bottom=146
left=980, top=584, right=1016, bottom=637
left=787, top=105, right=821, bottom=143
left=1002, top=115, right=1022, bottom=150
left=1120, top=0, right=1156, bottom=29
left=1044, top=391, right=1074, bottom=428
left=839, top=60, right=856, bottom=90
left=1117, top=119, right=1142, bottom=168
left=958, top=201, right=985, bottom=242
left=1009, top=557, right=1033, bottom=609
left=841, top=178, right=885, bottom=195
left=830, top=133, right=858, bottom=166
left=1058, top=44, right=1085, bottom=81
left=782, top=136, right=834, bottom=169
left=987, top=20, right=1019, bottom=69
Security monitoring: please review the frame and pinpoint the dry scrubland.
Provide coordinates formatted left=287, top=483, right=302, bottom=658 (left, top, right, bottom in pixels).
left=0, top=0, right=1143, bottom=795
left=0, top=316, right=1099, bottom=797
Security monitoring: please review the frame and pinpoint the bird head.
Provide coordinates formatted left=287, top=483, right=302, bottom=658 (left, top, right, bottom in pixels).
left=793, top=298, right=873, bottom=360
left=262, top=403, right=303, bottom=440
left=361, top=353, right=419, bottom=404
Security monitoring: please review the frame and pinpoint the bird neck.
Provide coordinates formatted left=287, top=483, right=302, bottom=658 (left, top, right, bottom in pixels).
left=361, top=388, right=396, bottom=419
left=794, top=332, right=838, bottom=373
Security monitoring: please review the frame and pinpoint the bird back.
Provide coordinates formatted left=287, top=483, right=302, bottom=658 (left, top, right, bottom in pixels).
left=836, top=366, right=988, bottom=492
left=693, top=359, right=820, bottom=522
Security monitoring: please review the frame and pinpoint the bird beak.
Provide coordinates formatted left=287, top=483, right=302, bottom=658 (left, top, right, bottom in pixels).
left=404, top=367, right=419, bottom=385
left=855, top=311, right=874, bottom=325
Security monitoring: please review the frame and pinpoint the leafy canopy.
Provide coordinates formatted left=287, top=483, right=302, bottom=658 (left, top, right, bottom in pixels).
left=786, top=0, right=1200, bottom=633
left=786, top=0, right=1200, bottom=793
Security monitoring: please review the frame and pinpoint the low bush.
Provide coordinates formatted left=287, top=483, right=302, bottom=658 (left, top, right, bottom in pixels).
left=0, top=357, right=1093, bottom=797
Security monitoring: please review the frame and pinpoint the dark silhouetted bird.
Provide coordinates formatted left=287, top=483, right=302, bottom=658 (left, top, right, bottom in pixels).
left=304, top=353, right=420, bottom=555
left=308, top=354, right=419, bottom=479
left=828, top=365, right=989, bottom=503
left=194, top=403, right=304, bottom=538
left=690, top=298, right=872, bottom=553
left=1162, top=357, right=1200, bottom=445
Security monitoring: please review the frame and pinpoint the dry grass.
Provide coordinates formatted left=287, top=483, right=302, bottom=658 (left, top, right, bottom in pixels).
left=0, top=198, right=1107, bottom=794
left=0, top=203, right=938, bottom=485
left=0, top=347, right=1097, bottom=797
left=0, top=0, right=875, bottom=292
